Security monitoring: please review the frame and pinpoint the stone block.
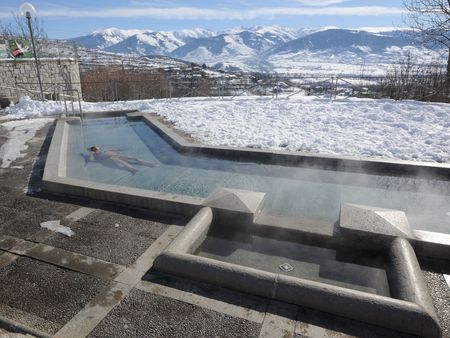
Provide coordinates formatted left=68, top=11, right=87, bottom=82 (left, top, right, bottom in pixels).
left=203, top=187, right=265, bottom=215
left=339, top=203, right=413, bottom=246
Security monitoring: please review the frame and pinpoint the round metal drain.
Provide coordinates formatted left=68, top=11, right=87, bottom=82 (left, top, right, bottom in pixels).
left=279, top=262, right=294, bottom=272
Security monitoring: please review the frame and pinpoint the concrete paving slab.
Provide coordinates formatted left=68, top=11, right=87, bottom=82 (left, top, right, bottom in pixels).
left=0, top=195, right=80, bottom=219
left=0, top=308, right=53, bottom=338
left=8, top=240, right=37, bottom=255
left=139, top=272, right=268, bottom=324
left=88, top=289, right=261, bottom=338
left=55, top=282, right=132, bottom=338
left=55, top=225, right=184, bottom=337
left=0, top=168, right=30, bottom=191
left=114, top=225, right=183, bottom=286
left=24, top=243, right=125, bottom=280
left=0, top=319, right=53, bottom=338
left=294, top=307, right=415, bottom=338
left=43, top=209, right=172, bottom=266
left=0, top=251, right=18, bottom=269
left=63, top=206, right=96, bottom=223
left=259, top=301, right=298, bottom=338
left=0, top=257, right=108, bottom=335
left=0, top=186, right=22, bottom=200
left=131, top=224, right=182, bottom=272
left=29, top=229, right=54, bottom=243
left=0, top=235, right=23, bottom=251
left=0, top=206, right=60, bottom=240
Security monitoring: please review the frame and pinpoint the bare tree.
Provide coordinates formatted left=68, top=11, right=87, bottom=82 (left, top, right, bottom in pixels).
left=403, top=0, right=450, bottom=88
left=0, top=14, right=46, bottom=54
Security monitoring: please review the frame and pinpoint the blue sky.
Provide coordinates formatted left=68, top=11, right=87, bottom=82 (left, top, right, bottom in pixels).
left=0, top=0, right=407, bottom=38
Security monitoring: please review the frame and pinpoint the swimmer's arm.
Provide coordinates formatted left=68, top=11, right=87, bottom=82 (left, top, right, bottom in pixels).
left=89, top=153, right=95, bottom=162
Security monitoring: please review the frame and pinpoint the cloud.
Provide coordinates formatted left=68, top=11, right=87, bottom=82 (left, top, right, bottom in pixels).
left=294, top=0, right=351, bottom=6
left=0, top=6, right=405, bottom=20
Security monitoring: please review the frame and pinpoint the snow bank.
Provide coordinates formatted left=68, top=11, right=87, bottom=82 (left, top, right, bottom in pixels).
left=0, top=118, right=54, bottom=168
left=4, top=96, right=130, bottom=119
left=4, top=95, right=450, bottom=163
left=5, top=95, right=163, bottom=119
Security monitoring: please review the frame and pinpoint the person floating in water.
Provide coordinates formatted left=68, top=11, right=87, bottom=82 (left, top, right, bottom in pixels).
left=86, top=146, right=156, bottom=174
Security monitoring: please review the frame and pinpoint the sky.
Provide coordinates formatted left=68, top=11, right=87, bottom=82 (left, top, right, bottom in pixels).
left=0, top=0, right=408, bottom=38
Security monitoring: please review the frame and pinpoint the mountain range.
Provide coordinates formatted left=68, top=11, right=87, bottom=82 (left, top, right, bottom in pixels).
left=70, top=26, right=444, bottom=75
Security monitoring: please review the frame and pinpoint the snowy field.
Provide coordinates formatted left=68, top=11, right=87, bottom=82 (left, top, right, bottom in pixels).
left=3, top=95, right=450, bottom=163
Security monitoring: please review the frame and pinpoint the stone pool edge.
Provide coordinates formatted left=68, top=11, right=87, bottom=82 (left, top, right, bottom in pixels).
left=153, top=207, right=441, bottom=338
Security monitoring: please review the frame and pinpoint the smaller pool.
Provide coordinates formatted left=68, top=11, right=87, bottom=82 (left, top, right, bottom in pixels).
left=195, top=231, right=390, bottom=296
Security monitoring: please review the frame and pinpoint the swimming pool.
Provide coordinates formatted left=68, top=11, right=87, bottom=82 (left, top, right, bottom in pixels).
left=64, top=115, right=450, bottom=235
left=196, top=230, right=390, bottom=296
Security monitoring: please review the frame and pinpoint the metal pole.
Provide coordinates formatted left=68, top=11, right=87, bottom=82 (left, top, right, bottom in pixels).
left=26, top=15, right=44, bottom=101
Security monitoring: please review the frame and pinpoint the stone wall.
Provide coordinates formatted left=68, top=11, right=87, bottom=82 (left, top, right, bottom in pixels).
left=0, top=58, right=81, bottom=103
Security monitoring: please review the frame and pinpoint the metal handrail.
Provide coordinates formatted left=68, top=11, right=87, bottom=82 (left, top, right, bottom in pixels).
left=62, top=88, right=83, bottom=119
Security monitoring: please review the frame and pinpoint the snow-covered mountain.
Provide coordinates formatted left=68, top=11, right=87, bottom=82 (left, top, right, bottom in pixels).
left=70, top=26, right=444, bottom=74
left=104, top=28, right=219, bottom=55
left=70, top=27, right=148, bottom=50
left=71, top=28, right=215, bottom=54
left=269, top=29, right=418, bottom=55
left=105, top=32, right=183, bottom=55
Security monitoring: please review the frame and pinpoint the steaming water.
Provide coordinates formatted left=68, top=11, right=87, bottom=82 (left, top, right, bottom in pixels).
left=195, top=232, right=390, bottom=296
left=66, top=117, right=450, bottom=234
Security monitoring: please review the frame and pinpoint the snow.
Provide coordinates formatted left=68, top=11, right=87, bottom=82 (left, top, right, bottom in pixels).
left=0, top=117, right=54, bottom=168
left=4, top=96, right=450, bottom=163
left=148, top=96, right=450, bottom=163
left=40, top=220, right=75, bottom=237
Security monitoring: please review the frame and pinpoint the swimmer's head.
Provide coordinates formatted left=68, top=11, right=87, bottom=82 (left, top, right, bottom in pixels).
left=88, top=146, right=100, bottom=152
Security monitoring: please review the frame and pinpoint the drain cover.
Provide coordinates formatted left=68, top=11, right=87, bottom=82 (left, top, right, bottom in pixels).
left=279, top=262, right=294, bottom=272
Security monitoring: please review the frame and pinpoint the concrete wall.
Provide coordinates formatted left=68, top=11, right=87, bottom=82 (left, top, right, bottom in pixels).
left=0, top=58, right=81, bottom=103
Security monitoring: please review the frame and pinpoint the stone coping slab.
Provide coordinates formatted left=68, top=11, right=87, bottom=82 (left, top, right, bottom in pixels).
left=153, top=207, right=441, bottom=338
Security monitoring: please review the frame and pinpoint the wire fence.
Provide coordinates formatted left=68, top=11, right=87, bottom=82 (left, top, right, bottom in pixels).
left=9, top=71, right=449, bottom=104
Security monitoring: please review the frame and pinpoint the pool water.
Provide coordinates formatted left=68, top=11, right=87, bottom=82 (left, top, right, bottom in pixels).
left=195, top=231, right=390, bottom=296
left=66, top=117, right=450, bottom=234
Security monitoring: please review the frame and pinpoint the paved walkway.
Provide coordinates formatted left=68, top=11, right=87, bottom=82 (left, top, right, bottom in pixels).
left=0, top=119, right=449, bottom=338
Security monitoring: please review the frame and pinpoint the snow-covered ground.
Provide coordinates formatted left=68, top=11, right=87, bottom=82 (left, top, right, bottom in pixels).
left=4, top=95, right=450, bottom=163
left=0, top=118, right=54, bottom=168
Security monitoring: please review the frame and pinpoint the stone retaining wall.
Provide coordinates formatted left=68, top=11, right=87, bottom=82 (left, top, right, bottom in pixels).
left=0, top=58, right=81, bottom=103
